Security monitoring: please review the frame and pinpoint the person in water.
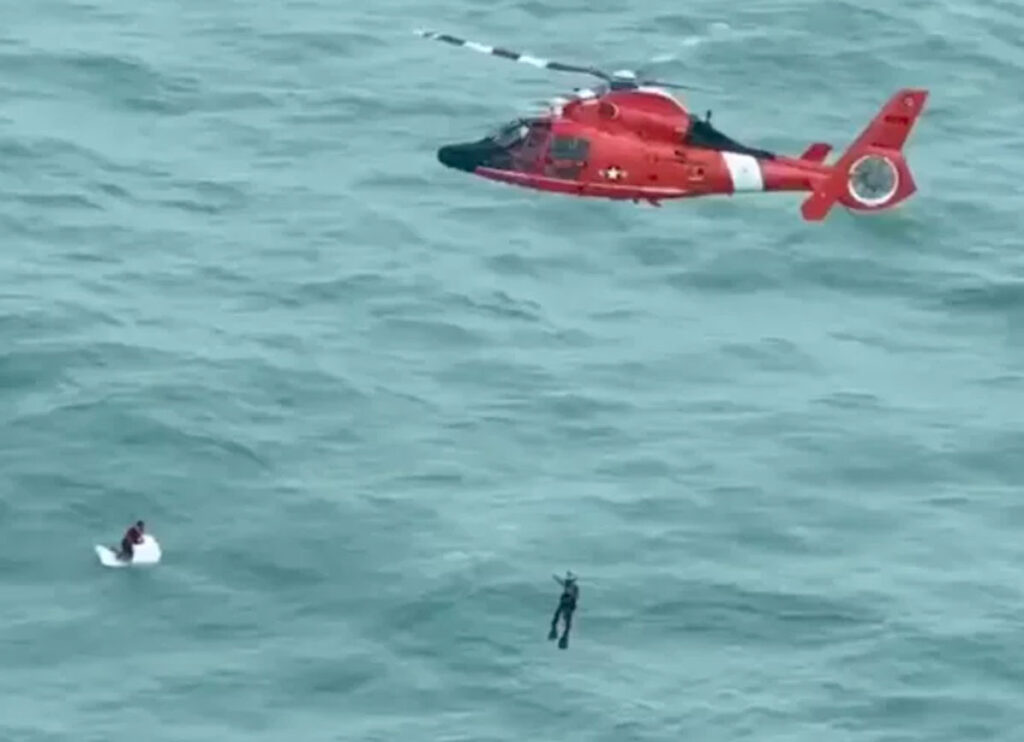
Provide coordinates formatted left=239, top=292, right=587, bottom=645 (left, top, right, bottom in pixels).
left=118, top=520, right=145, bottom=561
left=548, top=571, right=579, bottom=649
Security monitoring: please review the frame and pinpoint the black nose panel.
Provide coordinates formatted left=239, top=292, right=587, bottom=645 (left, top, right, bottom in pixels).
left=437, top=143, right=482, bottom=172
left=437, top=140, right=509, bottom=173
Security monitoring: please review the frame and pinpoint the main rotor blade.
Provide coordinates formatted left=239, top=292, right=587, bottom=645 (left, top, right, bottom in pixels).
left=415, top=30, right=611, bottom=83
left=639, top=78, right=715, bottom=92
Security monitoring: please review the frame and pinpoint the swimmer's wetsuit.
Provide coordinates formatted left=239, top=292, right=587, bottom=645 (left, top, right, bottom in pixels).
left=119, top=524, right=143, bottom=561
left=549, top=575, right=579, bottom=649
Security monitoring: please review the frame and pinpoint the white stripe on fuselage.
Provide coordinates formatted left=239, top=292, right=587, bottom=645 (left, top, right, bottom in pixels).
left=721, top=152, right=763, bottom=192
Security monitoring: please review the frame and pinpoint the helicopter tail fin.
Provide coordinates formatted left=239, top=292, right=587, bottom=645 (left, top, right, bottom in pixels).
left=799, top=142, right=832, bottom=163
left=800, top=88, right=928, bottom=221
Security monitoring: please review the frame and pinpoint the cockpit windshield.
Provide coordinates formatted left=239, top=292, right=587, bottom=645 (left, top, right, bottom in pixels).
left=488, top=120, right=530, bottom=148
left=486, top=118, right=551, bottom=149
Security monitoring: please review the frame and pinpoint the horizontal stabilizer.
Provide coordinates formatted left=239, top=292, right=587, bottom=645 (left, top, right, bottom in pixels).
left=800, top=142, right=831, bottom=163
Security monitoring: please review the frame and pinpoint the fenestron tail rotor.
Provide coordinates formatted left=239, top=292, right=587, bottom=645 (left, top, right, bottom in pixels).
left=415, top=29, right=712, bottom=93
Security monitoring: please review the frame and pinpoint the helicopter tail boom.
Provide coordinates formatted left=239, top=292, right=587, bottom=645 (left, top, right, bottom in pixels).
left=800, top=88, right=928, bottom=221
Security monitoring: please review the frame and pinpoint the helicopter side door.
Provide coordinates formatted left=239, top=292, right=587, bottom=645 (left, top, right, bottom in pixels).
left=543, top=135, right=590, bottom=180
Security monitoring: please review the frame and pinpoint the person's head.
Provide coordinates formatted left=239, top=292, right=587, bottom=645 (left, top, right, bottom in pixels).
left=565, top=570, right=576, bottom=583
left=136, top=520, right=145, bottom=531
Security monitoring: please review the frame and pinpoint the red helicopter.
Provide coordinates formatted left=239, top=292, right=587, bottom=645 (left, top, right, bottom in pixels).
left=417, top=30, right=928, bottom=221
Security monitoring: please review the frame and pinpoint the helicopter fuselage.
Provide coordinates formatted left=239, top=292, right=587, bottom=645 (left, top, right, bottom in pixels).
left=436, top=85, right=928, bottom=220
left=438, top=87, right=834, bottom=205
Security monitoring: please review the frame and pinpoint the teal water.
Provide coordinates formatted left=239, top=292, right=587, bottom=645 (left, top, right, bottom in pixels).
left=2, top=1, right=1024, bottom=740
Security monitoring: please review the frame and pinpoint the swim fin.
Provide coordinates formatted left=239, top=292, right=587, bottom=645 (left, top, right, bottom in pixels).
left=558, top=635, right=568, bottom=650
left=548, top=626, right=557, bottom=640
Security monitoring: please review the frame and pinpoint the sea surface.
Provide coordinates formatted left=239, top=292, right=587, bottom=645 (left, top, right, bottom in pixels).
left=2, top=0, right=1023, bottom=740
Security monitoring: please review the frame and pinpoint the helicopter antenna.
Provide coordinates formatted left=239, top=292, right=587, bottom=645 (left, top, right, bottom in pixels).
left=414, top=29, right=712, bottom=92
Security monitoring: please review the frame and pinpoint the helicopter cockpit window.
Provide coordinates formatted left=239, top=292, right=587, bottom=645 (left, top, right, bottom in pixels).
left=524, top=120, right=550, bottom=147
left=549, top=136, right=590, bottom=161
left=489, top=121, right=529, bottom=148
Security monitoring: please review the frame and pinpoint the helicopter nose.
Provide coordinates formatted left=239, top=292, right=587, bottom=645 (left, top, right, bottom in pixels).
left=437, top=141, right=498, bottom=173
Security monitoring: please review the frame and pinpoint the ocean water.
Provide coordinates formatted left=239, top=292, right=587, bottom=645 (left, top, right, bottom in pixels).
left=2, top=0, right=1023, bottom=739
